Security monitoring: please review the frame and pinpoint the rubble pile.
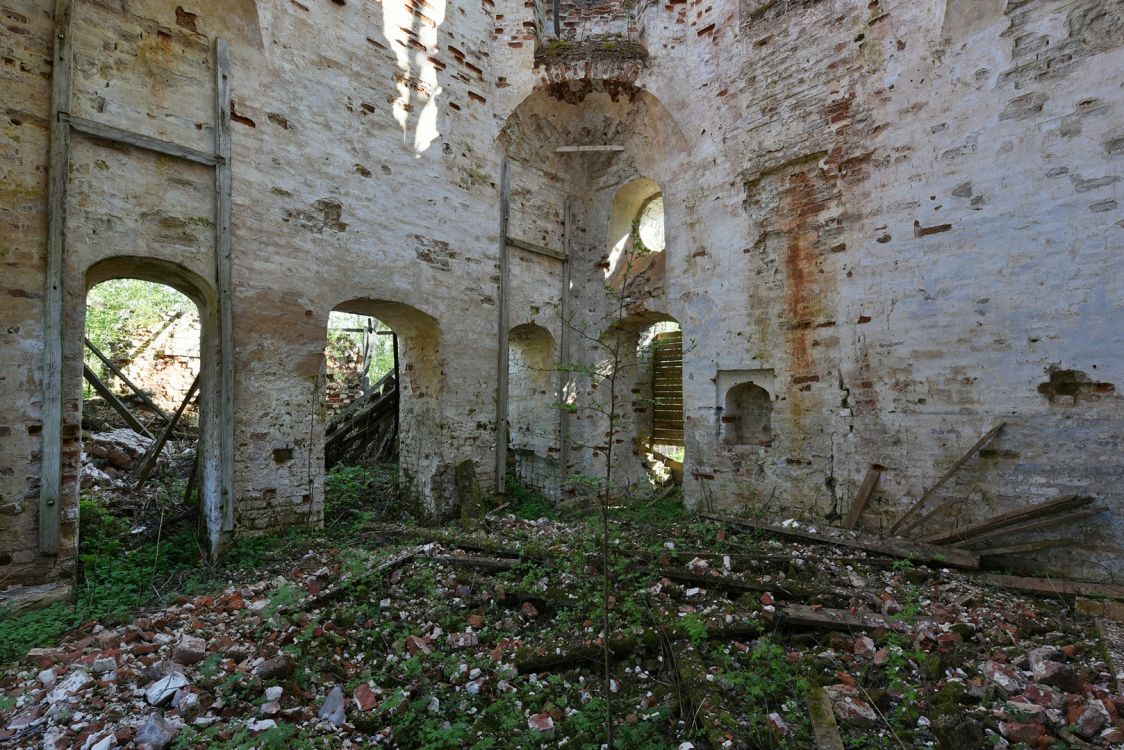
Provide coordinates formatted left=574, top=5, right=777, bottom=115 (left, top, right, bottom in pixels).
left=1, top=511, right=1121, bottom=749
left=80, top=430, right=175, bottom=490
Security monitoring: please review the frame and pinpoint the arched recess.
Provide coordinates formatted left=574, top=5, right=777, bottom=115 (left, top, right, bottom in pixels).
left=329, top=299, right=443, bottom=513
left=507, top=323, right=560, bottom=499
left=723, top=382, right=773, bottom=447
left=605, top=176, right=666, bottom=291
left=591, top=310, right=684, bottom=487
left=83, top=256, right=224, bottom=552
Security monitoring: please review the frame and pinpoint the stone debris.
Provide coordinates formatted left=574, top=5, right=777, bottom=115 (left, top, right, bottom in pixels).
left=0, top=514, right=1121, bottom=749
left=317, top=686, right=346, bottom=727
left=134, top=712, right=177, bottom=750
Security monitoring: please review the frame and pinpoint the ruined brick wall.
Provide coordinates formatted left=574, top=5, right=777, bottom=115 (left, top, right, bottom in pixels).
left=494, top=0, right=1123, bottom=576
left=634, top=0, right=1124, bottom=576
left=3, top=0, right=1122, bottom=588
left=117, top=312, right=202, bottom=413
left=0, top=3, right=55, bottom=585
left=1, top=0, right=505, bottom=586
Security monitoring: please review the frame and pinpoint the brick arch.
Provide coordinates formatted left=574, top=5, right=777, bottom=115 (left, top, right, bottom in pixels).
left=83, top=256, right=225, bottom=556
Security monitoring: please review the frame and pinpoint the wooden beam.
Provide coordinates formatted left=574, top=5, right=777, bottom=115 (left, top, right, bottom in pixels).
left=505, top=236, right=567, bottom=261
left=890, top=422, right=1005, bottom=535
left=494, top=159, right=511, bottom=493
left=554, top=145, right=625, bottom=153
left=807, top=686, right=845, bottom=750
left=973, top=573, right=1124, bottom=600
left=779, top=603, right=911, bottom=632
left=921, top=494, right=1090, bottom=546
left=134, top=375, right=200, bottom=488
left=842, top=467, right=879, bottom=530
left=82, top=365, right=151, bottom=438
left=949, top=506, right=1107, bottom=548
left=214, top=39, right=235, bottom=532
left=558, top=199, right=572, bottom=488
left=64, top=114, right=220, bottom=166
left=703, top=513, right=980, bottom=569
left=182, top=443, right=201, bottom=505
left=84, top=337, right=172, bottom=423
left=901, top=495, right=966, bottom=538
left=39, top=0, right=74, bottom=555
left=974, top=538, right=1073, bottom=557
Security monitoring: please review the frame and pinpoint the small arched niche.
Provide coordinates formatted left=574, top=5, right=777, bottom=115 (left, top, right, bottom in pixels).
left=723, top=382, right=773, bottom=447
left=507, top=323, right=560, bottom=498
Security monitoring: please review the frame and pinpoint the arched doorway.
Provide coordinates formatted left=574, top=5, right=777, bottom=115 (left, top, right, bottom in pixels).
left=325, top=299, right=442, bottom=514
left=81, top=257, right=222, bottom=552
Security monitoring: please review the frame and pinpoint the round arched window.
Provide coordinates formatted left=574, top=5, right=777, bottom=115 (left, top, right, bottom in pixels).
left=636, top=194, right=665, bottom=253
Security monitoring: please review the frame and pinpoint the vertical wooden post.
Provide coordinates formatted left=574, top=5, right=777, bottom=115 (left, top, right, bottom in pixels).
left=39, top=0, right=74, bottom=555
left=494, top=159, right=511, bottom=493
left=558, top=198, right=572, bottom=490
left=392, top=332, right=399, bottom=447
left=214, top=39, right=235, bottom=533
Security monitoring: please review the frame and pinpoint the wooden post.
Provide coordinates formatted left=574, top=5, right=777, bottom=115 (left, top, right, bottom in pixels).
left=558, top=198, right=572, bottom=491
left=392, top=332, right=399, bottom=449
left=39, top=0, right=74, bottom=555
left=842, top=466, right=879, bottom=530
left=494, top=159, right=511, bottom=493
left=214, top=39, right=235, bottom=532
left=81, top=365, right=152, bottom=438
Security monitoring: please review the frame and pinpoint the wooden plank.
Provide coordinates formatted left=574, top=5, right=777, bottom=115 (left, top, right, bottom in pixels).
left=921, top=494, right=1090, bottom=546
left=703, top=513, right=980, bottom=569
left=134, top=375, right=200, bottom=488
left=40, top=0, right=74, bottom=555
left=975, top=538, right=1073, bottom=557
left=82, top=365, right=151, bottom=438
left=843, top=467, right=880, bottom=530
left=807, top=686, right=845, bottom=750
left=64, top=114, right=219, bottom=166
left=84, top=337, right=172, bottom=422
left=494, top=159, right=511, bottom=492
left=650, top=331, right=683, bottom=445
left=214, top=39, right=235, bottom=532
left=973, top=573, right=1124, bottom=600
left=780, top=603, right=904, bottom=632
left=901, top=495, right=965, bottom=538
left=889, top=422, right=1005, bottom=535
left=949, top=506, right=1107, bottom=548
left=554, top=144, right=625, bottom=153
left=506, top=236, right=567, bottom=261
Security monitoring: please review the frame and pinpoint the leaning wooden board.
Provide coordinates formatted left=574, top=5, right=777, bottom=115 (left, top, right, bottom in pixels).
left=703, top=513, right=980, bottom=569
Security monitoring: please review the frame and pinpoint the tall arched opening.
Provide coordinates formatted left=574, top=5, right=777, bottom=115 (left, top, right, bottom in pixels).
left=82, top=257, right=222, bottom=553
left=325, top=299, right=442, bottom=515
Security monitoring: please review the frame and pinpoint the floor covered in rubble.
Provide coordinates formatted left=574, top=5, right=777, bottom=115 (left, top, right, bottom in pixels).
left=2, top=482, right=1123, bottom=750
